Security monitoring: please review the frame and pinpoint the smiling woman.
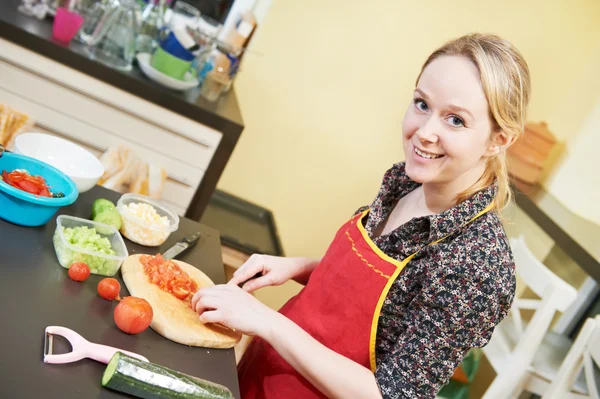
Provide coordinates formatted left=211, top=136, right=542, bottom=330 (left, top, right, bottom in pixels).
left=410, top=35, right=531, bottom=210
left=191, top=33, right=531, bottom=399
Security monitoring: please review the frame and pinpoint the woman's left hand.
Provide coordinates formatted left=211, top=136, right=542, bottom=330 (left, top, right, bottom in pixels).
left=191, top=284, right=277, bottom=337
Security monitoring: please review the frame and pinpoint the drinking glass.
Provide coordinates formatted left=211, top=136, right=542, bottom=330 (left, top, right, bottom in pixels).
left=82, top=0, right=140, bottom=71
left=167, top=1, right=200, bottom=31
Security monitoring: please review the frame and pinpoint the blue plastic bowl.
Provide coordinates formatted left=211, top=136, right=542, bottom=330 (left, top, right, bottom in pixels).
left=160, top=31, right=196, bottom=61
left=0, top=152, right=78, bottom=226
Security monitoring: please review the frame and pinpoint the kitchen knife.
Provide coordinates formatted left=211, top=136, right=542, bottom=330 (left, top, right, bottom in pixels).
left=161, top=232, right=202, bottom=260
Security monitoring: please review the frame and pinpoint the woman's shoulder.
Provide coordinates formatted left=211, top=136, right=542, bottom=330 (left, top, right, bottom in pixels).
left=434, top=210, right=515, bottom=292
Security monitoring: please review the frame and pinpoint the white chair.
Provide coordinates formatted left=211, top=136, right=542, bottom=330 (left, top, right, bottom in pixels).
left=543, top=316, right=600, bottom=399
left=482, top=235, right=578, bottom=399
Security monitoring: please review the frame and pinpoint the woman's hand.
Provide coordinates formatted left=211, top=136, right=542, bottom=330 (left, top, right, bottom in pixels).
left=191, top=284, right=276, bottom=337
left=228, top=254, right=320, bottom=292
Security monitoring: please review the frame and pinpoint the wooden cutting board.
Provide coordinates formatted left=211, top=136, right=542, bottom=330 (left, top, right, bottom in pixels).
left=121, top=254, right=241, bottom=348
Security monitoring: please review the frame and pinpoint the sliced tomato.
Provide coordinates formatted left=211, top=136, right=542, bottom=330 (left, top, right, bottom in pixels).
left=2, top=171, right=17, bottom=187
left=8, top=171, right=25, bottom=182
left=142, top=254, right=198, bottom=300
left=18, top=179, right=41, bottom=194
left=2, top=170, right=52, bottom=197
left=171, top=285, right=190, bottom=300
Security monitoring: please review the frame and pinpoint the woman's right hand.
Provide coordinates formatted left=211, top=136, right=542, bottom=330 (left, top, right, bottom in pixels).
left=228, top=254, right=318, bottom=293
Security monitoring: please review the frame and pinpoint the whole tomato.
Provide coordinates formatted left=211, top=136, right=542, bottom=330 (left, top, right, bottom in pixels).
left=114, top=297, right=153, bottom=335
left=98, top=278, right=121, bottom=300
left=68, top=262, right=90, bottom=282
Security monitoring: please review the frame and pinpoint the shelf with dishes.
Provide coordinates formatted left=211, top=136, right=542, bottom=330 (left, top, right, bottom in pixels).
left=19, top=0, right=257, bottom=100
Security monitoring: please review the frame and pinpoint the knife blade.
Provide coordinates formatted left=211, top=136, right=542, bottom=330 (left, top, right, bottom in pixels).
left=161, top=231, right=202, bottom=260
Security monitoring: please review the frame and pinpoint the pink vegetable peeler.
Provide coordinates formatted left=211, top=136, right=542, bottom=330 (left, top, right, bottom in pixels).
left=43, top=326, right=149, bottom=364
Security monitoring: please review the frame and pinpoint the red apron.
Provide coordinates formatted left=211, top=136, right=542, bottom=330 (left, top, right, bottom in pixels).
left=238, top=205, right=491, bottom=398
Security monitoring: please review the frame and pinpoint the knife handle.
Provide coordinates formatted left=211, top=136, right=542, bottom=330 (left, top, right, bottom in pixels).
left=183, top=232, right=201, bottom=246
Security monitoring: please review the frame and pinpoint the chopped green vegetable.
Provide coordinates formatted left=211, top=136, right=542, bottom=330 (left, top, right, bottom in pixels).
left=103, top=352, right=234, bottom=399
left=52, top=192, right=66, bottom=198
left=53, top=225, right=119, bottom=276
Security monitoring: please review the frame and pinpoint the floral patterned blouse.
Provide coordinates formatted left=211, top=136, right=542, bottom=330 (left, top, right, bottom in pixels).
left=356, top=162, right=516, bottom=398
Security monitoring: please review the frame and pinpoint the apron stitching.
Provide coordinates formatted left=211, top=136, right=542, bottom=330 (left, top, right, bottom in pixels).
left=345, top=229, right=391, bottom=279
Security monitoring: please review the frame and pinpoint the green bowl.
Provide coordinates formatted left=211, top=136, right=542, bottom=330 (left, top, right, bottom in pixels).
left=151, top=47, right=193, bottom=80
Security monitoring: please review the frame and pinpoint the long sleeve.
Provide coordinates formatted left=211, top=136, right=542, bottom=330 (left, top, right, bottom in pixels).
left=375, top=251, right=515, bottom=398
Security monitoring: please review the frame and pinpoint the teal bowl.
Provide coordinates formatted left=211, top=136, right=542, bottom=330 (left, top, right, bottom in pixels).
left=0, top=152, right=78, bottom=226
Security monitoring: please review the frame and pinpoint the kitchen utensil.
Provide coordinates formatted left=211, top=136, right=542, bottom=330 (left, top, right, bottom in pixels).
left=14, top=133, right=104, bottom=193
left=52, top=7, right=84, bottom=43
left=54, top=215, right=129, bottom=276
left=0, top=152, right=78, bottom=227
left=44, top=326, right=149, bottom=364
left=236, top=272, right=263, bottom=288
left=137, top=53, right=199, bottom=91
left=82, top=0, right=140, bottom=71
left=151, top=46, right=194, bottom=80
left=161, top=231, right=201, bottom=260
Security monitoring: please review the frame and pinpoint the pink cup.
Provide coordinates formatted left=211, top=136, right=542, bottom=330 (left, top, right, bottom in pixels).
left=52, top=8, right=84, bottom=44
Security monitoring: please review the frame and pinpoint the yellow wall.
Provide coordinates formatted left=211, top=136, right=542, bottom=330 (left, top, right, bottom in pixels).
left=217, top=0, right=600, bottom=259
left=543, top=43, right=600, bottom=223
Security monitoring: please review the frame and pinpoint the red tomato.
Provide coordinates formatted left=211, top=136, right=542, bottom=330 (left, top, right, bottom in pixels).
left=114, top=297, right=153, bottom=335
left=98, top=278, right=121, bottom=300
left=1, top=170, right=52, bottom=196
left=140, top=254, right=198, bottom=301
left=68, top=262, right=90, bottom=282
left=2, top=171, right=17, bottom=188
left=38, top=187, right=51, bottom=197
left=18, top=179, right=41, bottom=194
left=171, top=285, right=190, bottom=300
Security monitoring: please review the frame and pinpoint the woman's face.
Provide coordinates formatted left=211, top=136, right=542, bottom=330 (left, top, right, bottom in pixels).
left=402, top=55, right=500, bottom=189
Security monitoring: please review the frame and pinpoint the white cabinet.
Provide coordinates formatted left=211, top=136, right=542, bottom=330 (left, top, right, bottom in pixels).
left=0, top=39, right=224, bottom=216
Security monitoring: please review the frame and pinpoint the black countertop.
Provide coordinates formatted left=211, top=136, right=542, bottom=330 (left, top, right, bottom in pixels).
left=514, top=182, right=600, bottom=282
left=0, top=185, right=240, bottom=398
left=0, top=0, right=244, bottom=142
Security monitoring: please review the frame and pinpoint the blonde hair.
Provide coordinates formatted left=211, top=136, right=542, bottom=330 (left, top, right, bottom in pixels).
left=417, top=33, right=531, bottom=211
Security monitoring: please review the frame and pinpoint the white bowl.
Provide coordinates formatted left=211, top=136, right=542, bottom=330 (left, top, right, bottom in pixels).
left=14, top=133, right=104, bottom=193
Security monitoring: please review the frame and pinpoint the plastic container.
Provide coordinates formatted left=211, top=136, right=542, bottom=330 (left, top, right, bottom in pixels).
left=117, top=194, right=179, bottom=247
left=53, top=215, right=129, bottom=276
left=52, top=8, right=84, bottom=43
left=0, top=152, right=78, bottom=227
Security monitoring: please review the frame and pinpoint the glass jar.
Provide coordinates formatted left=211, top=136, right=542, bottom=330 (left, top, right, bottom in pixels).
left=82, top=0, right=140, bottom=71
left=135, top=0, right=166, bottom=54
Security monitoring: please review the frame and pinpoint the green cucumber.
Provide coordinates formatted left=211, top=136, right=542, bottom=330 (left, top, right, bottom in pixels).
left=94, top=209, right=122, bottom=231
left=102, top=352, right=234, bottom=399
left=92, top=198, right=117, bottom=219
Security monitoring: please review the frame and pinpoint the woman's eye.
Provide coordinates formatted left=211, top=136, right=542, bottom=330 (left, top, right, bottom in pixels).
left=414, top=99, right=428, bottom=112
left=448, top=115, right=465, bottom=127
